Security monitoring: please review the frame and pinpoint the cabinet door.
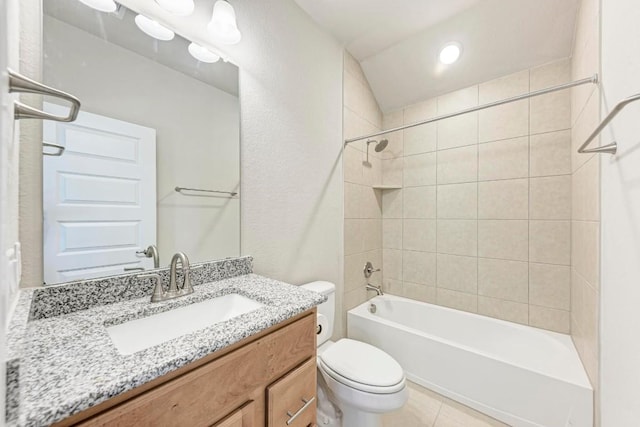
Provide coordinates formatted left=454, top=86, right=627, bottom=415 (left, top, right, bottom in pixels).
left=267, top=358, right=316, bottom=427
left=212, top=401, right=256, bottom=427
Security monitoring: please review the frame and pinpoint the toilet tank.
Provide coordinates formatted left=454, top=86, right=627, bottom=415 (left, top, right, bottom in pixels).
left=301, top=281, right=335, bottom=344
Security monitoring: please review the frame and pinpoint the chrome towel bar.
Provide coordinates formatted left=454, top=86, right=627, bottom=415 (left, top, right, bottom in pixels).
left=175, top=186, right=238, bottom=197
left=8, top=68, right=81, bottom=122
left=577, top=93, right=640, bottom=155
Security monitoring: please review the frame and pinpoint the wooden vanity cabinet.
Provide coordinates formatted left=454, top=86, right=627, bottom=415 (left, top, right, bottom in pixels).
left=56, top=309, right=317, bottom=427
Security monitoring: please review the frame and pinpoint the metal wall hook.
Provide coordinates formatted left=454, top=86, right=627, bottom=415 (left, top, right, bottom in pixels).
left=8, top=68, right=81, bottom=122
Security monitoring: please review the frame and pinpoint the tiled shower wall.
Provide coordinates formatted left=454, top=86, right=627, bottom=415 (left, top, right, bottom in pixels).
left=570, top=0, right=600, bottom=397
left=379, top=59, right=573, bottom=333
left=342, top=52, right=383, bottom=338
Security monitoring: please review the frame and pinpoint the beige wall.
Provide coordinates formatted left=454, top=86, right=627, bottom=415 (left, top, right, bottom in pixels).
left=570, top=0, right=600, bottom=403
left=376, top=60, right=574, bottom=333
left=342, top=52, right=383, bottom=338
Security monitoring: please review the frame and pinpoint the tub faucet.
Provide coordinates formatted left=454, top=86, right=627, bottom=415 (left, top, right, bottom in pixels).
left=366, top=283, right=383, bottom=296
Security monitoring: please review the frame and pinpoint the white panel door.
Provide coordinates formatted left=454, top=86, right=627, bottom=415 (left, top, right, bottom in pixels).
left=43, top=103, right=156, bottom=284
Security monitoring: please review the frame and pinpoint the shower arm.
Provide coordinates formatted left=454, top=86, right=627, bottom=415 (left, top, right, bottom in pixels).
left=344, top=74, right=599, bottom=145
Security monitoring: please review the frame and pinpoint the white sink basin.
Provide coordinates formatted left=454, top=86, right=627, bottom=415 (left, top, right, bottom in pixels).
left=106, top=294, right=263, bottom=355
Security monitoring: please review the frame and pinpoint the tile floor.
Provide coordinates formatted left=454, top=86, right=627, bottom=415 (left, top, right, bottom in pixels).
left=382, top=381, right=509, bottom=427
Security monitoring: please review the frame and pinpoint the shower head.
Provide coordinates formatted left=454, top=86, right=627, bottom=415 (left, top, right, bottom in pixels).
left=375, top=139, right=388, bottom=152
left=367, top=139, right=389, bottom=153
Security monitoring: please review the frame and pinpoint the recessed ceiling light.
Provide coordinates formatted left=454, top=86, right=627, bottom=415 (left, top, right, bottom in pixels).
left=188, top=43, right=221, bottom=63
left=134, top=14, right=175, bottom=41
left=439, top=42, right=462, bottom=65
left=78, top=0, right=117, bottom=13
left=155, top=0, right=195, bottom=16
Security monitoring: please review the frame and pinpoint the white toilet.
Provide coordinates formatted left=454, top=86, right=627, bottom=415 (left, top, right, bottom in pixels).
left=301, top=281, right=408, bottom=427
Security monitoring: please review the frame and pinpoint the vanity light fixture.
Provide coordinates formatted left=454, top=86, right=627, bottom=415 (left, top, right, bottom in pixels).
left=134, top=14, right=175, bottom=41
left=188, top=42, right=221, bottom=63
left=439, top=42, right=462, bottom=65
left=78, top=0, right=117, bottom=13
left=155, top=0, right=195, bottom=17
left=207, top=0, right=242, bottom=45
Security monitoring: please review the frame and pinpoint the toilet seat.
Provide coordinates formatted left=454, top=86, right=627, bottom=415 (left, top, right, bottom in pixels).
left=318, top=339, right=405, bottom=394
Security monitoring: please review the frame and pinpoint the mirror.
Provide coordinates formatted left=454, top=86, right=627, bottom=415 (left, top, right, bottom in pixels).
left=42, top=1, right=240, bottom=285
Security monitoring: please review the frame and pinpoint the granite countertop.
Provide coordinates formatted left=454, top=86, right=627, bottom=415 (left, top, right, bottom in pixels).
left=7, top=271, right=326, bottom=427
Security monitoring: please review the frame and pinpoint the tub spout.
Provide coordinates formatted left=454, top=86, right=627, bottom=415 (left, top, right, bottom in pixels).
left=365, top=283, right=383, bottom=296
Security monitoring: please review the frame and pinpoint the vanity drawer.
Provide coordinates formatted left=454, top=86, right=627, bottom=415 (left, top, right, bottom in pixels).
left=267, top=358, right=317, bottom=427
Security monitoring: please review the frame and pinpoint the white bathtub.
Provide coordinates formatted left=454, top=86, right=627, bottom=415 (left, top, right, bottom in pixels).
left=347, top=294, right=592, bottom=427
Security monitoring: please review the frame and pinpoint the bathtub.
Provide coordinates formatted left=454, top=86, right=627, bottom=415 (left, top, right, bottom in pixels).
left=347, top=294, right=592, bottom=427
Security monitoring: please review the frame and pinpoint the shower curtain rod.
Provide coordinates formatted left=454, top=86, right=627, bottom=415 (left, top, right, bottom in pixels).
left=344, top=74, right=599, bottom=145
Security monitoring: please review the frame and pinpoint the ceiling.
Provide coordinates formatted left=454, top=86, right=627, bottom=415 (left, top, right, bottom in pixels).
left=294, top=0, right=580, bottom=112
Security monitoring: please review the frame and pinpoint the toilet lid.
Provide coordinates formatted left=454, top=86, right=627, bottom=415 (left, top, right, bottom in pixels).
left=318, top=339, right=404, bottom=390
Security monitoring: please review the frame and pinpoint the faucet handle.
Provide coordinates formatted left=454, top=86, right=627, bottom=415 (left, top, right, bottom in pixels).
left=138, top=273, right=164, bottom=303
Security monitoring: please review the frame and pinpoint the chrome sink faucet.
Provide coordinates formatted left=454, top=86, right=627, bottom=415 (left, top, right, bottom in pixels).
left=139, top=252, right=198, bottom=303
left=136, top=244, right=160, bottom=268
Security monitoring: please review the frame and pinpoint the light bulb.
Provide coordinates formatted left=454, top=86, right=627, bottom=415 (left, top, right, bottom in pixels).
left=134, top=15, right=175, bottom=41
left=78, top=0, right=117, bottom=13
left=439, top=42, right=462, bottom=65
left=155, top=0, right=194, bottom=17
left=188, top=43, right=221, bottom=63
left=207, top=0, right=242, bottom=45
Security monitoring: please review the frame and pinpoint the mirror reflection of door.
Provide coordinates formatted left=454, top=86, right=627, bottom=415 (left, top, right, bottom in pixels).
left=42, top=103, right=156, bottom=285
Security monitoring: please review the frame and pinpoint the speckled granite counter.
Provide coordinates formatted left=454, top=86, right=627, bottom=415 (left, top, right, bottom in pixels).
left=6, top=260, right=325, bottom=427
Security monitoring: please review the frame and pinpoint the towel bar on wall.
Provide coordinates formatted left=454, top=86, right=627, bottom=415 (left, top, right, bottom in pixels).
left=8, top=68, right=81, bottom=122
left=578, top=93, right=640, bottom=155
left=175, top=186, right=238, bottom=197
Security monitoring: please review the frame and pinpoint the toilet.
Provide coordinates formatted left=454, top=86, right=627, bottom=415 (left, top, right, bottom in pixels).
left=301, top=281, right=408, bottom=427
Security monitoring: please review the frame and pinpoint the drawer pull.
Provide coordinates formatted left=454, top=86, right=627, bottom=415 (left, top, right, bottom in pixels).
left=286, top=396, right=315, bottom=425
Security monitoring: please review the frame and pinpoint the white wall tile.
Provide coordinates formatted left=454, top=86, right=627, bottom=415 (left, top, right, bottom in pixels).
left=437, top=183, right=478, bottom=219
left=383, top=249, right=403, bottom=280
left=437, top=145, right=478, bottom=184
left=382, top=157, right=403, bottom=186
left=344, top=182, right=362, bottom=218
left=572, top=155, right=600, bottom=221
left=478, top=179, right=529, bottom=220
left=437, top=220, right=478, bottom=256
left=530, top=130, right=571, bottom=177
left=403, top=219, right=437, bottom=252
left=438, top=114, right=479, bottom=150
left=529, top=220, right=571, bottom=265
left=478, top=296, right=529, bottom=324
left=437, top=254, right=478, bottom=293
left=478, top=137, right=529, bottom=181
left=363, top=219, right=382, bottom=251
left=572, top=220, right=600, bottom=288
left=529, top=305, right=570, bottom=333
left=405, top=124, right=437, bottom=154
left=383, top=219, right=402, bottom=249
left=479, top=100, right=529, bottom=143
left=403, top=250, right=437, bottom=286
left=478, top=220, right=529, bottom=261
left=529, top=263, right=570, bottom=310
left=404, top=186, right=437, bottom=219
left=345, top=219, right=364, bottom=256
left=530, top=175, right=571, bottom=220
left=404, top=153, right=437, bottom=187
left=436, top=288, right=477, bottom=313
left=382, top=189, right=403, bottom=218
left=403, top=282, right=437, bottom=303
left=478, top=258, right=529, bottom=303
